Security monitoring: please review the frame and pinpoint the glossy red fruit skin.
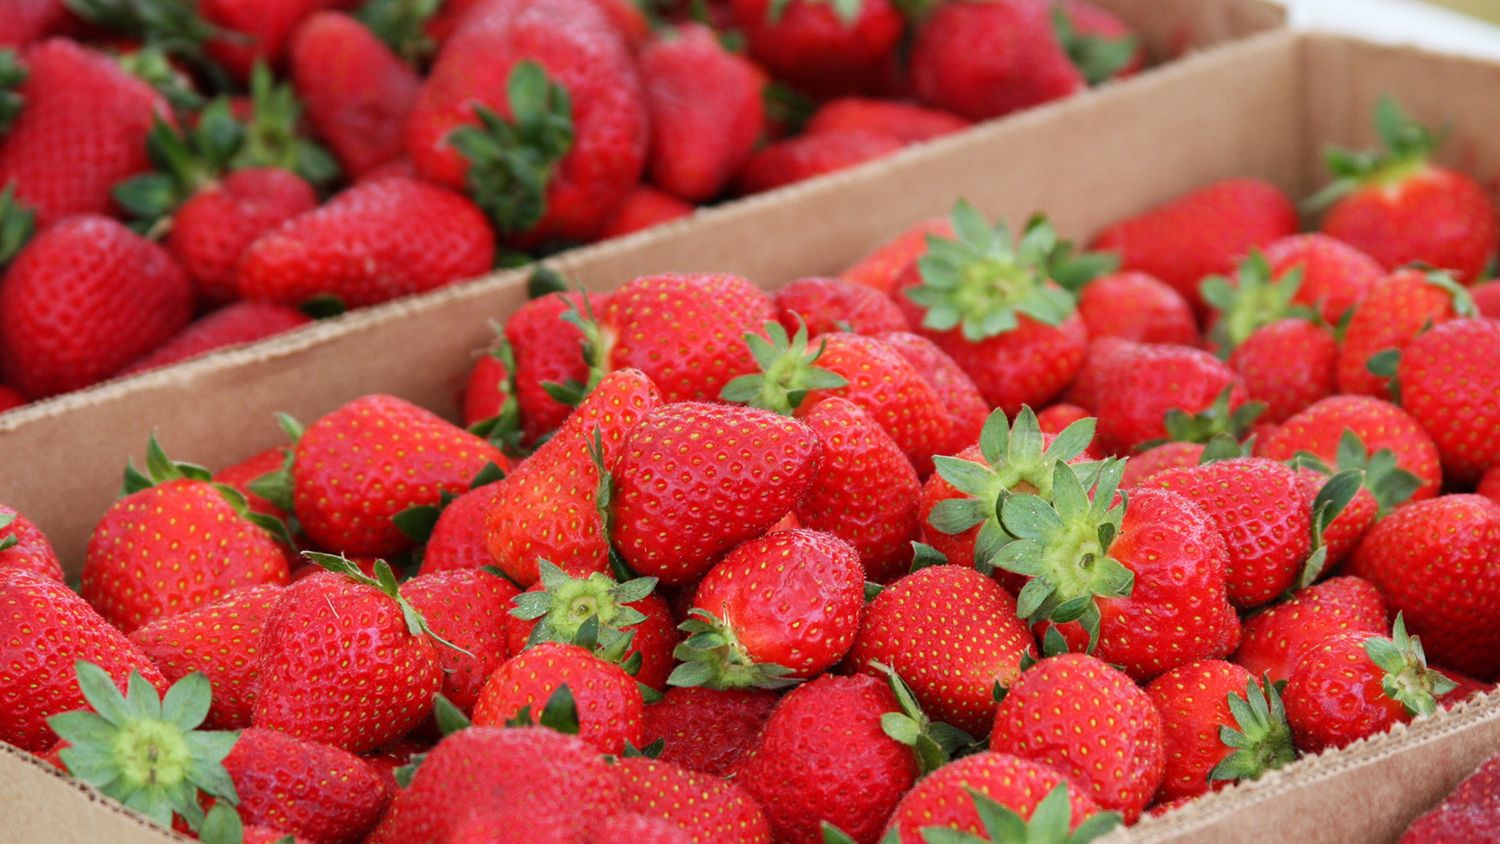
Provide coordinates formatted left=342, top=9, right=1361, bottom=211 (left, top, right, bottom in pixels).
left=214, top=447, right=293, bottom=520
left=505, top=291, right=609, bottom=443
left=1349, top=495, right=1500, bottom=680
left=471, top=642, right=645, bottom=754
left=0, top=570, right=168, bottom=751
left=841, top=218, right=952, bottom=296
left=910, top=0, right=1080, bottom=121
left=1336, top=268, right=1466, bottom=397
left=731, top=0, right=903, bottom=98
left=1293, top=468, right=1378, bottom=566
left=1261, top=233, right=1384, bottom=325
left=1146, top=659, right=1257, bottom=801
left=0, top=505, right=62, bottom=581
left=226, top=728, right=390, bottom=844
left=199, top=0, right=324, bottom=80
left=1093, top=343, right=1248, bottom=455
left=617, top=757, right=772, bottom=844
left=991, top=653, right=1165, bottom=822
left=1230, top=319, right=1339, bottom=424
left=506, top=585, right=678, bottom=691
left=0, top=215, right=193, bottom=398
left=884, top=752, right=1102, bottom=844
left=1259, top=395, right=1443, bottom=502
left=238, top=177, right=495, bottom=308
left=1482, top=466, right=1500, bottom=508
left=1400, top=319, right=1500, bottom=485
left=1473, top=280, right=1500, bottom=318
left=1401, top=749, right=1500, bottom=843
left=404, top=569, right=518, bottom=713
left=642, top=686, right=780, bottom=776
left=291, top=12, right=422, bottom=177
left=255, top=571, right=443, bottom=753
left=599, top=185, right=694, bottom=238
left=776, top=277, right=910, bottom=338
left=123, top=302, right=312, bottom=376
left=848, top=565, right=1034, bottom=736
left=807, top=98, right=969, bottom=144
left=169, top=168, right=318, bottom=304
left=0, top=0, right=70, bottom=47
left=875, top=331, right=988, bottom=454
left=1235, top=576, right=1388, bottom=685
left=596, top=813, right=693, bottom=844
left=418, top=484, right=503, bottom=575
left=460, top=348, right=512, bottom=430
left=733, top=674, right=917, bottom=844
left=737, top=129, right=905, bottom=194
left=1324, top=166, right=1499, bottom=284
left=1283, top=631, right=1408, bottom=752
left=1078, top=271, right=1199, bottom=346
left=1120, top=441, right=1204, bottom=488
left=128, top=584, right=283, bottom=729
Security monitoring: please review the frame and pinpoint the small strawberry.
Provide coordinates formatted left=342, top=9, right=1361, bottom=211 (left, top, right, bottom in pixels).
left=1076, top=270, right=1198, bottom=346
left=806, top=97, right=970, bottom=145
left=505, top=289, right=610, bottom=443
left=225, top=728, right=390, bottom=844
left=417, top=483, right=504, bottom=574
left=1288, top=431, right=1422, bottom=564
left=404, top=568, right=518, bottom=713
left=616, top=757, right=772, bottom=843
left=1261, top=233, right=1384, bottom=325
left=775, top=276, right=909, bottom=338
left=1259, top=395, right=1442, bottom=502
left=460, top=331, right=517, bottom=437
left=1335, top=268, right=1474, bottom=397
left=876, top=330, right=991, bottom=453
left=1399, top=318, right=1500, bottom=485
left=731, top=0, right=903, bottom=99
left=598, top=185, right=694, bottom=238
left=1234, top=576, right=1388, bottom=684
left=471, top=641, right=645, bottom=754
left=1120, top=441, right=1203, bottom=487
left=1091, top=342, right=1250, bottom=455
left=642, top=686, right=780, bottom=776
left=1229, top=318, right=1338, bottom=424
left=215, top=447, right=293, bottom=519
left=0, top=503, right=61, bottom=581
left=123, top=302, right=311, bottom=375
left=840, top=217, right=952, bottom=295
left=736, top=129, right=904, bottom=194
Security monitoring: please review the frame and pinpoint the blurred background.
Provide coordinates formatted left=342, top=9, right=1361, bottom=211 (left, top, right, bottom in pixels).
left=1285, top=0, right=1500, bottom=58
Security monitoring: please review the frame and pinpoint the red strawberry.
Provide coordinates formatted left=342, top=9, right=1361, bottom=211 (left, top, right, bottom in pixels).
left=598, top=185, right=694, bottom=238
left=1473, top=279, right=1500, bottom=318
left=238, top=176, right=495, bottom=308
left=0, top=0, right=70, bottom=48
left=0, top=503, right=61, bottom=581
left=128, top=583, right=282, bottom=729
left=460, top=334, right=515, bottom=433
left=1293, top=467, right=1379, bottom=568
left=0, top=385, right=25, bottom=412
left=1077, top=270, right=1198, bottom=346
left=876, top=330, right=988, bottom=452
left=840, top=217, right=951, bottom=295
left=1335, top=268, right=1474, bottom=397
left=0, top=570, right=167, bottom=751
left=1062, top=336, right=1135, bottom=412
left=225, top=728, right=390, bottom=844
left=1092, top=342, right=1249, bottom=455
left=419, top=483, right=504, bottom=574
left=639, top=23, right=763, bottom=203
left=736, top=129, right=904, bottom=194
left=1259, top=395, right=1442, bottom=502
left=616, top=757, right=772, bottom=843
left=848, top=565, right=1034, bottom=735
left=731, top=0, right=903, bottom=98
left=123, top=302, right=311, bottom=375
left=1400, top=318, right=1500, bottom=485
left=254, top=555, right=444, bottom=752
left=1091, top=178, right=1298, bottom=309
left=167, top=168, right=319, bottom=304
left=806, top=97, right=970, bottom=144
left=506, top=290, right=610, bottom=443
left=472, top=641, right=645, bottom=754
left=1234, top=576, right=1387, bottom=683
left=1315, top=98, right=1498, bottom=283
left=1120, top=441, right=1203, bottom=487
left=1284, top=615, right=1456, bottom=752
left=596, top=814, right=694, bottom=844
left=484, top=368, right=659, bottom=585
left=196, top=0, right=327, bottom=80
left=1402, top=748, right=1500, bottom=842
left=1349, top=495, right=1500, bottom=680
left=1482, top=466, right=1500, bottom=508
left=775, top=276, right=909, bottom=338
left=1145, top=660, right=1295, bottom=801
left=883, top=752, right=1107, bottom=843
left=642, top=686, right=780, bottom=776
left=291, top=11, right=421, bottom=177
left=215, top=447, right=292, bottom=520
left=1261, top=233, right=1384, bottom=325
left=404, top=569, right=518, bottom=713
left=0, top=215, right=192, bottom=398
left=1229, top=318, right=1338, bottom=424
left=991, top=653, right=1165, bottom=822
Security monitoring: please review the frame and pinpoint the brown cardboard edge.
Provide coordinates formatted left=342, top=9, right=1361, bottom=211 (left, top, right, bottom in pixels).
left=0, top=743, right=188, bottom=843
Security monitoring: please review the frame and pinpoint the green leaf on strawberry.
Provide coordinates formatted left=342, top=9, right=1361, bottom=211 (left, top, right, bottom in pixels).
left=668, top=608, right=800, bottom=690
left=503, top=683, right=582, bottom=735
left=0, top=49, right=25, bottom=135
left=1298, top=467, right=1364, bottom=587
left=1209, top=674, right=1296, bottom=784
left=1307, top=96, right=1448, bottom=212
left=1199, top=251, right=1313, bottom=352
left=920, top=783, right=1121, bottom=844
left=302, top=551, right=474, bottom=657
left=1292, top=429, right=1422, bottom=517
left=1051, top=5, right=1138, bottom=88
left=720, top=317, right=848, bottom=414
left=0, top=182, right=35, bottom=266
left=511, top=559, right=657, bottom=665
left=64, top=0, right=231, bottom=90
left=1150, top=384, right=1265, bottom=450
left=357, top=0, right=442, bottom=64
left=872, top=661, right=977, bottom=775
left=1364, top=613, right=1456, bottom=718
left=432, top=692, right=472, bottom=736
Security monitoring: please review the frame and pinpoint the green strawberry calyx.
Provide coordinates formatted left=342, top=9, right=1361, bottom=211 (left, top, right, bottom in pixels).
left=0, top=511, right=17, bottom=552
left=503, top=683, right=582, bottom=735
left=393, top=460, right=506, bottom=545
left=123, top=433, right=298, bottom=548
left=1365, top=613, right=1456, bottom=718
left=1290, top=429, right=1423, bottom=517
left=928, top=407, right=1097, bottom=575
left=1199, top=251, right=1316, bottom=352
left=1209, top=674, right=1296, bottom=785
left=906, top=202, right=1079, bottom=343
left=0, top=182, right=35, bottom=266
left=1296, top=466, right=1364, bottom=588
left=512, top=559, right=657, bottom=674
left=769, top=0, right=862, bottom=26
left=550, top=290, right=610, bottom=409
left=64, top=0, right=232, bottom=88
left=466, top=328, right=526, bottom=453
left=449, top=59, right=575, bottom=235
left=0, top=49, right=26, bottom=134
left=245, top=412, right=306, bottom=515
left=47, top=662, right=241, bottom=834
left=668, top=608, right=800, bottom=691
left=1051, top=6, right=1138, bottom=88
left=303, top=551, right=475, bottom=658
left=919, top=784, right=1122, bottom=844
left=872, top=661, right=977, bottom=776
left=357, top=0, right=442, bottom=64
left=719, top=317, right=848, bottom=415
left=1307, top=96, right=1446, bottom=212
left=992, top=459, right=1134, bottom=652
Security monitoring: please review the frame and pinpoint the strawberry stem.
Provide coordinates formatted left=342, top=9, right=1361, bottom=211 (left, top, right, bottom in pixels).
left=1209, top=674, right=1295, bottom=785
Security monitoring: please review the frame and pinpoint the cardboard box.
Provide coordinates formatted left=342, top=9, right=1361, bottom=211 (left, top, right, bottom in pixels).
left=6, top=25, right=1500, bottom=844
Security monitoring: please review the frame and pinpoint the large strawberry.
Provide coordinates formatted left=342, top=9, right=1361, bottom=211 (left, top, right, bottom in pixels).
left=1090, top=341, right=1251, bottom=456
left=1234, top=576, right=1389, bottom=684
left=123, top=302, right=311, bottom=375
left=403, top=568, right=518, bottom=713
left=1259, top=395, right=1442, bottom=503
left=616, top=757, right=772, bottom=843
left=1335, top=268, right=1474, bottom=397
left=732, top=0, right=903, bottom=99
left=225, top=728, right=390, bottom=844
left=1076, top=270, right=1198, bottom=346
left=1399, top=318, right=1500, bottom=484
left=471, top=641, right=645, bottom=754
left=0, top=503, right=61, bottom=580
left=642, top=686, right=780, bottom=776
left=1229, top=318, right=1338, bottom=424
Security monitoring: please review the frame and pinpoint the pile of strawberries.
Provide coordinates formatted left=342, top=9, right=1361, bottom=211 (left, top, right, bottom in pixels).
left=2, top=95, right=1499, bottom=844
left=0, top=0, right=1141, bottom=412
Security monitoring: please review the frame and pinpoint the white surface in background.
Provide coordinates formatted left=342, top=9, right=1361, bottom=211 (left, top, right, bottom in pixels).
left=1281, top=0, right=1500, bottom=59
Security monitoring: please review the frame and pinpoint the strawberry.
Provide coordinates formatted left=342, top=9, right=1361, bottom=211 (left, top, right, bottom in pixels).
left=215, top=447, right=292, bottom=520
left=238, top=176, right=495, bottom=309
left=1092, top=342, right=1250, bottom=455
left=404, top=568, right=519, bottom=713
left=643, top=686, right=780, bottom=776
left=736, top=129, right=904, bottom=194
left=1261, top=233, right=1384, bottom=325
left=1293, top=467, right=1379, bottom=570
left=460, top=333, right=516, bottom=435
left=1483, top=466, right=1500, bottom=508
left=1313, top=97, right=1498, bottom=283
left=1402, top=749, right=1500, bottom=842
left=254, top=555, right=445, bottom=752
left=1091, top=178, right=1298, bottom=309
left=894, top=203, right=1090, bottom=415
left=82, top=436, right=291, bottom=632
left=225, top=728, right=390, bottom=844
left=0, top=39, right=167, bottom=229
left=1234, top=576, right=1388, bottom=683
left=883, top=752, right=1110, bottom=843
left=0, top=571, right=167, bottom=750
left=597, top=814, right=693, bottom=844
left=1229, top=318, right=1338, bottom=424
left=127, top=583, right=282, bottom=729
left=1335, top=268, right=1474, bottom=397
left=1076, top=270, right=1198, bottom=346
left=1120, top=441, right=1203, bottom=487
left=731, top=0, right=903, bottom=99
left=1399, top=318, right=1500, bottom=485
left=1036, top=402, right=1093, bottom=436
left=848, top=565, right=1034, bottom=735
left=291, top=11, right=421, bottom=177
left=1145, top=660, right=1296, bottom=801
left=0, top=385, right=25, bottom=412
left=506, top=290, right=610, bottom=443
left=471, top=641, right=645, bottom=754
left=840, top=217, right=951, bottom=295
left=610, top=402, right=819, bottom=585
left=0, top=503, right=61, bottom=581
left=598, top=185, right=694, bottom=238
left=775, top=276, right=909, bottom=338
left=732, top=673, right=918, bottom=844
left=1062, top=336, right=1135, bottom=412
left=0, top=215, right=192, bottom=398
left=484, top=368, right=659, bottom=585
left=616, top=757, right=772, bottom=843
left=1060, top=0, right=1143, bottom=76
left=0, top=1, right=70, bottom=48
left=418, top=483, right=504, bottom=574
left=639, top=24, right=763, bottom=203
left=1474, top=279, right=1500, bottom=318
left=991, top=653, right=1165, bottom=822
left=1259, top=395, right=1442, bottom=502
left=806, top=97, right=969, bottom=145
left=1348, top=495, right=1500, bottom=680
left=1284, top=614, right=1456, bottom=752
left=123, top=302, right=311, bottom=375
left=876, top=330, right=989, bottom=453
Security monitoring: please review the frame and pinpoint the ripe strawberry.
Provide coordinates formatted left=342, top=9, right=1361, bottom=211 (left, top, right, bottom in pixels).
left=505, top=290, right=609, bottom=443
left=883, top=752, right=1108, bottom=843
left=291, top=11, right=421, bottom=177
left=128, top=583, right=282, bottom=729
left=0, top=385, right=25, bottom=412
left=123, top=302, right=311, bottom=375
left=640, top=24, right=763, bottom=203
left=215, top=447, right=293, bottom=520
left=1349, top=495, right=1500, bottom=679
left=642, top=686, right=780, bottom=776
left=1315, top=98, right=1498, bottom=283
left=877, top=330, right=990, bottom=453
left=404, top=569, right=518, bottom=713
left=1482, top=466, right=1500, bottom=508
left=1091, top=178, right=1298, bottom=309
left=616, top=757, right=772, bottom=843
left=1400, top=318, right=1500, bottom=484
left=596, top=814, right=693, bottom=844
left=840, top=217, right=952, bottom=295
left=1284, top=615, right=1456, bottom=752
left=1473, top=279, right=1500, bottom=317
left=1229, top=318, right=1338, bottom=424
left=731, top=0, right=903, bottom=98
left=460, top=333, right=516, bottom=435
left=1234, top=576, right=1387, bottom=683
left=1259, top=395, right=1442, bottom=502
left=1092, top=342, right=1249, bottom=455
left=1402, top=749, right=1500, bottom=842
left=238, top=176, right=495, bottom=308
left=1145, top=660, right=1295, bottom=801
left=484, top=368, right=659, bottom=585
left=254, top=555, right=444, bottom=752
left=1261, top=233, right=1384, bottom=325
left=472, top=641, right=645, bottom=754
left=599, top=185, right=694, bottom=238
left=418, top=483, right=504, bottom=573
left=225, top=728, right=390, bottom=844
left=0, top=215, right=192, bottom=398
left=0, top=570, right=167, bottom=750
left=736, top=129, right=904, bottom=194
left=1062, top=336, right=1135, bottom=412
left=1293, top=467, right=1379, bottom=569
left=610, top=402, right=819, bottom=585
left=775, top=276, right=909, bottom=338
left=1336, top=268, right=1474, bottom=397
left=0, top=1, right=69, bottom=48
left=0, top=503, right=61, bottom=581
left=895, top=204, right=1089, bottom=415
left=991, top=653, right=1165, bottom=822
left=1120, top=441, right=1203, bottom=487
left=1076, top=270, right=1198, bottom=346
left=0, top=39, right=166, bottom=228
left=848, top=565, right=1034, bottom=735
left=807, top=97, right=969, bottom=145
left=733, top=674, right=918, bottom=844
left=1036, top=402, right=1093, bottom=437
